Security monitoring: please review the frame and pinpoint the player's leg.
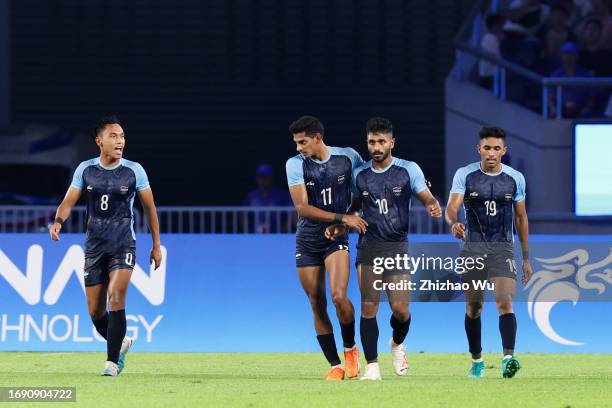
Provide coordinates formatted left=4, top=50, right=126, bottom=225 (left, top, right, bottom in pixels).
left=385, top=273, right=412, bottom=375
left=86, top=283, right=108, bottom=339
left=491, top=275, right=521, bottom=378
left=297, top=265, right=343, bottom=380
left=325, top=249, right=360, bottom=378
left=465, top=281, right=485, bottom=378
left=103, top=267, right=132, bottom=376
left=357, top=264, right=381, bottom=380
left=84, top=251, right=109, bottom=340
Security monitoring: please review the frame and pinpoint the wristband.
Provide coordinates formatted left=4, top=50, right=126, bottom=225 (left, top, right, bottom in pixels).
left=522, top=250, right=529, bottom=261
left=54, top=217, right=64, bottom=225
left=334, top=213, right=344, bottom=223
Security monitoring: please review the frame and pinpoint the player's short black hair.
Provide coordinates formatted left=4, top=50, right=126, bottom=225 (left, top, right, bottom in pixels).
left=484, top=13, right=505, bottom=30
left=479, top=126, right=506, bottom=140
left=366, top=117, right=393, bottom=135
left=288, top=116, right=324, bottom=137
left=95, top=115, right=122, bottom=136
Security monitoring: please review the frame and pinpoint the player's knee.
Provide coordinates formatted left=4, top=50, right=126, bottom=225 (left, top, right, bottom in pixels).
left=390, top=302, right=409, bottom=321
left=466, top=302, right=483, bottom=318
left=361, top=302, right=378, bottom=318
left=496, top=300, right=513, bottom=314
left=331, top=291, right=348, bottom=306
left=307, top=293, right=326, bottom=310
left=107, top=289, right=127, bottom=310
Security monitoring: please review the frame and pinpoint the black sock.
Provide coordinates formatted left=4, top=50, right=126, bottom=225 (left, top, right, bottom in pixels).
left=107, top=310, right=126, bottom=364
left=499, top=313, right=517, bottom=355
left=464, top=314, right=482, bottom=358
left=92, top=312, right=109, bottom=340
left=360, top=317, right=379, bottom=363
left=339, top=321, right=356, bottom=349
left=316, top=334, right=341, bottom=366
left=390, top=314, right=410, bottom=345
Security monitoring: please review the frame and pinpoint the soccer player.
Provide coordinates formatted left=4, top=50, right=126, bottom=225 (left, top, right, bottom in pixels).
left=49, top=116, right=162, bottom=376
left=445, top=126, right=533, bottom=379
left=286, top=116, right=367, bottom=381
left=327, top=117, right=441, bottom=380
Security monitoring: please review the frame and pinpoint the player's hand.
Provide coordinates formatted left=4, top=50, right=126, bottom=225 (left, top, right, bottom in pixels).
left=342, top=214, right=368, bottom=234
left=451, top=222, right=465, bottom=239
left=49, top=223, right=62, bottom=241
left=325, top=224, right=347, bottom=241
left=150, top=245, right=162, bottom=270
left=427, top=202, right=442, bottom=218
left=522, top=259, right=533, bottom=284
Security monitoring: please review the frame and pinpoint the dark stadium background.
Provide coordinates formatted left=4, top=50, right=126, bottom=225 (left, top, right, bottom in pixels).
left=8, top=0, right=474, bottom=205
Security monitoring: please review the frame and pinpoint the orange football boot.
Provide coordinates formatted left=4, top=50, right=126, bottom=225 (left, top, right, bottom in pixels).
left=325, top=366, right=345, bottom=381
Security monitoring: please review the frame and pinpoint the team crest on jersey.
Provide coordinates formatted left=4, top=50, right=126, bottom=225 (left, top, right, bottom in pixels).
left=337, top=174, right=346, bottom=184
left=87, top=185, right=93, bottom=192
left=505, top=193, right=513, bottom=201
left=306, top=181, right=315, bottom=187
left=392, top=186, right=402, bottom=196
left=470, top=192, right=479, bottom=197
left=120, top=186, right=129, bottom=194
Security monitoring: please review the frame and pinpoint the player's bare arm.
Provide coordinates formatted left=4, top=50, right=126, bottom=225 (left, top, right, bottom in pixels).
left=138, top=187, right=162, bottom=269
left=415, top=189, right=442, bottom=218
left=289, top=184, right=368, bottom=234
left=445, top=192, right=465, bottom=239
left=513, top=199, right=532, bottom=284
left=49, top=187, right=82, bottom=241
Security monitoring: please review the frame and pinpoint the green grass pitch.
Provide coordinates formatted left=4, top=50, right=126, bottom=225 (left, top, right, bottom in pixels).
left=1, top=352, right=611, bottom=407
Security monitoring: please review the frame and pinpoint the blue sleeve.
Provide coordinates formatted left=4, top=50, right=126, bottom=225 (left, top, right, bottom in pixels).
left=514, top=172, right=526, bottom=202
left=352, top=166, right=365, bottom=196
left=450, top=167, right=467, bottom=194
left=346, top=148, right=365, bottom=170
left=286, top=157, right=304, bottom=186
left=399, top=161, right=427, bottom=194
left=69, top=161, right=88, bottom=190
left=134, top=163, right=150, bottom=191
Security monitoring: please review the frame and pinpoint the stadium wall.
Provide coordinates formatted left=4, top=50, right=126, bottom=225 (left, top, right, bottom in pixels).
left=1, top=234, right=611, bottom=353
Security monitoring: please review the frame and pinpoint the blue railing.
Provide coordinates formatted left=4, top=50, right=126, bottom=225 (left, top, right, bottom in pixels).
left=0, top=205, right=448, bottom=234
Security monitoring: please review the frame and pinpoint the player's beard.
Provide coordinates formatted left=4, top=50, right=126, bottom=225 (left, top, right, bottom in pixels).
left=372, top=150, right=390, bottom=163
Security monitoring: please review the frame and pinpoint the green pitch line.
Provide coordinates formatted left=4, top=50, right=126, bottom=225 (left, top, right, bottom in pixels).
left=0, top=353, right=611, bottom=408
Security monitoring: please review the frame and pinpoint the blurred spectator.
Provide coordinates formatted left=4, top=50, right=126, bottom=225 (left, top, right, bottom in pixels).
left=578, top=18, right=612, bottom=76
left=574, top=0, right=594, bottom=20
left=540, top=5, right=573, bottom=58
left=549, top=42, right=596, bottom=117
left=243, top=164, right=292, bottom=233
left=504, top=0, right=551, bottom=36
left=479, top=13, right=506, bottom=89
left=502, top=0, right=550, bottom=68
left=584, top=0, right=612, bottom=49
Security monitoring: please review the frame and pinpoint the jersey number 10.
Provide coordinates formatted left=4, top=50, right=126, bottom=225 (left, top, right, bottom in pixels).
left=375, top=198, right=389, bottom=215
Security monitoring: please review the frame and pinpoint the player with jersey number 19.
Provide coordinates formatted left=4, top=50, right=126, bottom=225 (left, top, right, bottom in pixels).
left=49, top=116, right=162, bottom=377
left=445, top=126, right=533, bottom=379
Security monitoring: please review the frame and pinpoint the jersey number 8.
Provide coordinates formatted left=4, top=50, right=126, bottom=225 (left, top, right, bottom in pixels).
left=100, top=194, right=109, bottom=211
